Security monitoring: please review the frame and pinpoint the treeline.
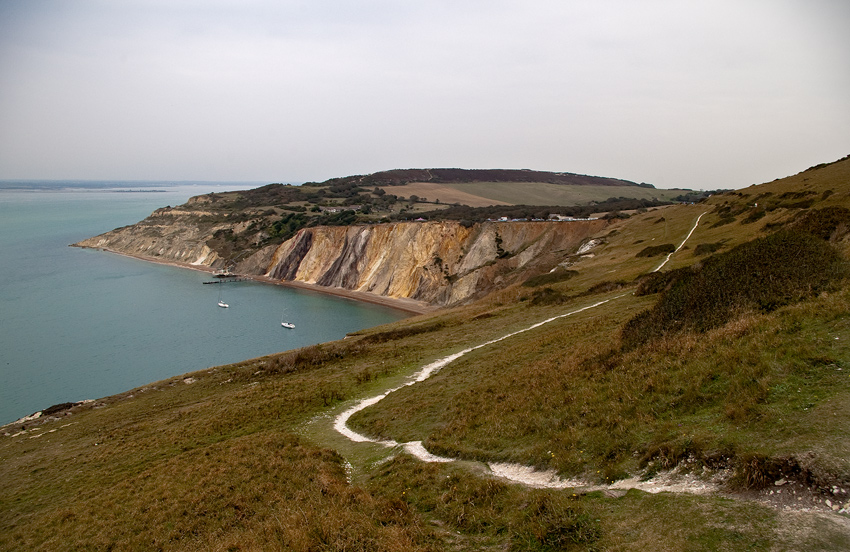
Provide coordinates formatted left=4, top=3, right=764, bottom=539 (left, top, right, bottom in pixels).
left=405, top=197, right=672, bottom=223
left=310, top=168, right=640, bottom=188
left=673, top=189, right=728, bottom=203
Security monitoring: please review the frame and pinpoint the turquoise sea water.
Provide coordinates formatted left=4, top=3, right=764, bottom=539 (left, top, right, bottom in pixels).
left=0, top=182, right=407, bottom=425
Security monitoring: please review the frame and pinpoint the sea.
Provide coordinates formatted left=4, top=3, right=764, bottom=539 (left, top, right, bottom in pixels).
left=0, top=181, right=408, bottom=426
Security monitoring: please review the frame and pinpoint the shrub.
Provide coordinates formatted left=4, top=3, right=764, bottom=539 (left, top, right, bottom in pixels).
left=621, top=230, right=845, bottom=348
left=635, top=243, right=675, bottom=258
left=788, top=206, right=850, bottom=241
left=727, top=454, right=807, bottom=490
left=711, top=215, right=736, bottom=228
left=693, top=242, right=724, bottom=256
left=582, top=280, right=630, bottom=295
left=529, top=287, right=569, bottom=305
left=522, top=268, right=579, bottom=288
left=633, top=267, right=691, bottom=296
left=361, top=321, right=446, bottom=344
left=741, top=208, right=766, bottom=224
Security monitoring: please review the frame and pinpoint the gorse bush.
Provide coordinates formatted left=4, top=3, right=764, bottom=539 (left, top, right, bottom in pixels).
left=786, top=206, right=850, bottom=241
left=529, top=287, right=569, bottom=305
left=581, top=279, right=631, bottom=296
left=635, top=243, right=675, bottom=258
left=522, top=268, right=578, bottom=288
left=622, top=230, right=845, bottom=348
left=633, top=268, right=691, bottom=296
left=261, top=341, right=367, bottom=376
left=360, top=321, right=446, bottom=344
left=693, top=241, right=724, bottom=256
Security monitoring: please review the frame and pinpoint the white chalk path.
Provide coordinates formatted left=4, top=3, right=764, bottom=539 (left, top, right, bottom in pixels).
left=334, top=210, right=713, bottom=491
left=653, top=211, right=708, bottom=272
left=334, top=296, right=633, bottom=487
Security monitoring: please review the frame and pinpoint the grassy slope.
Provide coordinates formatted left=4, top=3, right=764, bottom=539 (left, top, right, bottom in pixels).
left=2, top=157, right=850, bottom=550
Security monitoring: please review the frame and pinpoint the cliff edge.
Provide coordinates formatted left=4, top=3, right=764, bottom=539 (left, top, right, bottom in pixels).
left=76, top=218, right=606, bottom=306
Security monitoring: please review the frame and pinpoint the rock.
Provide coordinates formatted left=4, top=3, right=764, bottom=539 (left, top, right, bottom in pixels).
left=774, top=478, right=787, bottom=486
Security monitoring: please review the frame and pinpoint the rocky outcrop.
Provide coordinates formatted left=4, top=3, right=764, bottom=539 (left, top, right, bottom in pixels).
left=75, top=207, right=229, bottom=268
left=76, top=217, right=607, bottom=306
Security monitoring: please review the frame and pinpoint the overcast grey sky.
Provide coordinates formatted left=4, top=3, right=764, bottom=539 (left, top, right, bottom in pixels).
left=1, top=1, right=847, bottom=189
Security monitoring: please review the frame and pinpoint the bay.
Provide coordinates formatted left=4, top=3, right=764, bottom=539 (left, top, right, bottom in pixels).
left=0, top=182, right=408, bottom=425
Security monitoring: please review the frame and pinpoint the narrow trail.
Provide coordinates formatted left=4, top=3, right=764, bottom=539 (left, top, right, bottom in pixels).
left=314, top=211, right=714, bottom=492
left=332, top=295, right=629, bottom=484
left=653, top=211, right=708, bottom=272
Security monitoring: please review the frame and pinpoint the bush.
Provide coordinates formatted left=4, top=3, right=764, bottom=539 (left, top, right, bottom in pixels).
left=361, top=321, right=446, bottom=344
left=529, top=287, right=569, bottom=305
left=741, top=208, right=766, bottom=224
left=582, top=280, right=630, bottom=295
left=693, top=242, right=724, bottom=256
left=522, top=268, right=579, bottom=288
left=635, top=243, right=675, bottom=258
left=633, top=268, right=690, bottom=296
left=788, top=206, right=850, bottom=241
left=621, top=230, right=845, bottom=348
left=711, top=215, right=736, bottom=228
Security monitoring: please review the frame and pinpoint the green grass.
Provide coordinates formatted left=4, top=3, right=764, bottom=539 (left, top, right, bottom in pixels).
left=4, top=156, right=850, bottom=550
left=350, top=285, right=850, bottom=485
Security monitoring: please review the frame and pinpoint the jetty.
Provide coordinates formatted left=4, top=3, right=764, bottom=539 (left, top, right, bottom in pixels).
left=202, top=278, right=250, bottom=285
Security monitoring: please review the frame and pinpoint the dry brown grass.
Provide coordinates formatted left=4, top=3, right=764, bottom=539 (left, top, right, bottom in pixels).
left=351, top=284, right=850, bottom=487
left=4, top=156, right=850, bottom=550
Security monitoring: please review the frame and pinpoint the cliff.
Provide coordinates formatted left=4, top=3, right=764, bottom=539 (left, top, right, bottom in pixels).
left=76, top=218, right=607, bottom=306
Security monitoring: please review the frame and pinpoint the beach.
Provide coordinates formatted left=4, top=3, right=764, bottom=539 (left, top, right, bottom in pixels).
left=74, top=244, right=435, bottom=316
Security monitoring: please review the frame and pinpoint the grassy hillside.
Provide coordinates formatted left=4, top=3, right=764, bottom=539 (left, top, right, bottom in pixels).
left=2, top=156, right=850, bottom=550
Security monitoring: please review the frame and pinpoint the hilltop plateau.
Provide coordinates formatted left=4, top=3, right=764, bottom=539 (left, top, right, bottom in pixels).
left=4, top=156, right=850, bottom=550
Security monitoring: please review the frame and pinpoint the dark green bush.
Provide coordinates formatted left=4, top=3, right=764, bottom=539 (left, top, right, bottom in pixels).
left=635, top=243, right=675, bottom=258
left=529, top=287, right=569, bottom=305
left=788, top=206, right=850, bottom=241
left=741, top=208, right=766, bottom=224
left=621, top=230, right=845, bottom=348
left=634, top=267, right=691, bottom=296
left=711, top=215, right=736, bottom=228
left=360, top=321, right=446, bottom=344
left=693, top=242, right=724, bottom=256
left=522, top=268, right=579, bottom=288
left=582, top=280, right=630, bottom=295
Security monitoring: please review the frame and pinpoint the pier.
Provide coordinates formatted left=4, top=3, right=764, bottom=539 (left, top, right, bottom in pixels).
left=202, top=278, right=250, bottom=285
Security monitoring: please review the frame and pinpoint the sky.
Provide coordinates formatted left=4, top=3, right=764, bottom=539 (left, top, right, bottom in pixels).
left=0, top=1, right=848, bottom=190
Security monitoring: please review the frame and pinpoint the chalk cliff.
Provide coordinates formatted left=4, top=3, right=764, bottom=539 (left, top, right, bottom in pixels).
left=76, top=216, right=606, bottom=306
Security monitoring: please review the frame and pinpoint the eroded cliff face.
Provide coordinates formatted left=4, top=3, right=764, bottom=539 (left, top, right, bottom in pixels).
left=75, top=207, right=228, bottom=267
left=76, top=217, right=606, bottom=306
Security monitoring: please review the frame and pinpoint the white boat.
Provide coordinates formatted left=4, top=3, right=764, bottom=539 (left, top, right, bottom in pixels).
left=217, top=287, right=229, bottom=308
left=280, top=307, right=294, bottom=329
